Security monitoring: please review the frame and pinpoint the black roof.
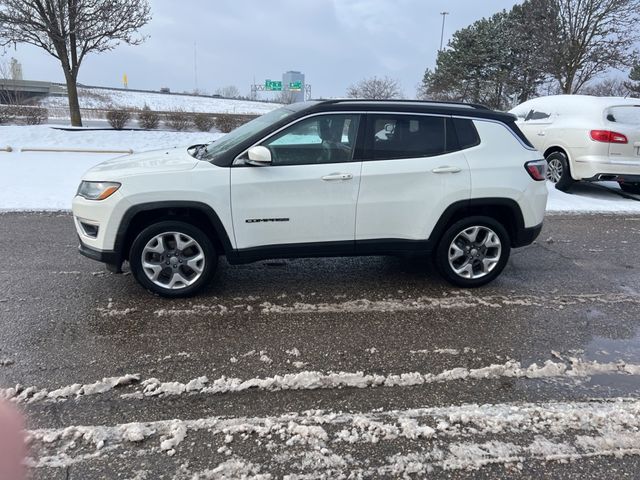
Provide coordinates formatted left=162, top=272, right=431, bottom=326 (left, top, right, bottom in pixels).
left=302, top=99, right=516, bottom=123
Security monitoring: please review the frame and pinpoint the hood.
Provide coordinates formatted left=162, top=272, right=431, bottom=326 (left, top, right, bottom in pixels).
left=82, top=146, right=200, bottom=180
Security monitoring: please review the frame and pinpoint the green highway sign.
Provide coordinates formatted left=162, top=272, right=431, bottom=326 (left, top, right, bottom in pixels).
left=265, top=80, right=282, bottom=91
left=289, top=81, right=303, bottom=91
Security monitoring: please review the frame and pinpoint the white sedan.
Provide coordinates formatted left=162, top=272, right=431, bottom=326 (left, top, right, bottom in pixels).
left=510, top=95, right=640, bottom=194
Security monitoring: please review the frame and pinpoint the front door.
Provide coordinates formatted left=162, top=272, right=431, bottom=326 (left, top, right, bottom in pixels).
left=231, top=113, right=363, bottom=250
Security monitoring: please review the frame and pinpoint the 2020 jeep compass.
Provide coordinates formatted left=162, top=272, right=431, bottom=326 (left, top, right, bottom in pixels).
left=73, top=100, right=547, bottom=297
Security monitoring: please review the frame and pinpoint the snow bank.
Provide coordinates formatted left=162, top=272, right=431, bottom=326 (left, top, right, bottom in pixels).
left=6, top=357, right=640, bottom=405
left=546, top=182, right=640, bottom=213
left=26, top=398, right=640, bottom=473
left=39, top=87, right=281, bottom=115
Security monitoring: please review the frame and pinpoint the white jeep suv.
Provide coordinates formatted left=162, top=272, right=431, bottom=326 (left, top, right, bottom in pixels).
left=510, top=95, right=640, bottom=193
left=73, top=100, right=547, bottom=297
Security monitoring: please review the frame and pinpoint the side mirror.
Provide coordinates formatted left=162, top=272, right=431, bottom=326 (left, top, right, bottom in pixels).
left=246, top=146, right=272, bottom=166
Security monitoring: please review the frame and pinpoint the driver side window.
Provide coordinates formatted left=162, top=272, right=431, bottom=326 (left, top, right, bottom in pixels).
left=262, top=114, right=360, bottom=166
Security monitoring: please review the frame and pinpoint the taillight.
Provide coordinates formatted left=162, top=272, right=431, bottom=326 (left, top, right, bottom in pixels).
left=525, top=159, right=547, bottom=181
left=590, top=130, right=628, bottom=144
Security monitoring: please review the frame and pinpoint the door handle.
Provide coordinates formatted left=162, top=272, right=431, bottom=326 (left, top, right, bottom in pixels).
left=322, top=173, right=353, bottom=181
left=537, top=132, right=546, bottom=137
left=431, top=166, right=462, bottom=174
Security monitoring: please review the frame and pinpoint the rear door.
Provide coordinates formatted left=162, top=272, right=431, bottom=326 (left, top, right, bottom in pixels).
left=355, top=113, right=471, bottom=243
left=231, top=113, right=363, bottom=249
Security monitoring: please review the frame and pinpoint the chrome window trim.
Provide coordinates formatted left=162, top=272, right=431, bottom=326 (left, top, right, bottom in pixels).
left=231, top=111, right=458, bottom=165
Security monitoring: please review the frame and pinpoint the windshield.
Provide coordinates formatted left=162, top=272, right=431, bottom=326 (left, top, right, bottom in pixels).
left=606, top=105, right=640, bottom=126
left=202, top=106, right=300, bottom=160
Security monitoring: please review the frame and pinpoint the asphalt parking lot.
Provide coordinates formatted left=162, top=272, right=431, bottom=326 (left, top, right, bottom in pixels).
left=1, top=211, right=640, bottom=479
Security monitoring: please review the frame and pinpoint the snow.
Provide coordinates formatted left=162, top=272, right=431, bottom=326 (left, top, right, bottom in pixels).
left=6, top=357, right=640, bottom=405
left=25, top=398, right=640, bottom=474
left=546, top=181, right=640, bottom=213
left=39, top=86, right=281, bottom=115
left=0, top=125, right=219, bottom=211
left=2, top=125, right=640, bottom=212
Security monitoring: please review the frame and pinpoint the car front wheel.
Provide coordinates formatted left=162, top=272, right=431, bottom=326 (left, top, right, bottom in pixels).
left=129, top=221, right=217, bottom=297
left=545, top=151, right=574, bottom=192
left=435, top=217, right=511, bottom=288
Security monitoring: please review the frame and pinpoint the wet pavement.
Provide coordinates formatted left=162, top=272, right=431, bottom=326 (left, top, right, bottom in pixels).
left=1, top=211, right=640, bottom=479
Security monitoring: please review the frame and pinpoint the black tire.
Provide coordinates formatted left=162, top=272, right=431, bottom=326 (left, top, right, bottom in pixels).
left=545, top=151, right=574, bottom=192
left=129, top=221, right=217, bottom=298
left=619, top=182, right=640, bottom=195
left=434, top=216, right=511, bottom=288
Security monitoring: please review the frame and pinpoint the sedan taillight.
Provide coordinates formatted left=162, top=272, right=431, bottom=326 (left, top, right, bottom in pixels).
left=590, top=130, right=628, bottom=144
left=525, top=159, right=547, bottom=181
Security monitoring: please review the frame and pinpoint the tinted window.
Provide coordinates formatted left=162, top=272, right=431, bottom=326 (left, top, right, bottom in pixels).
left=452, top=118, right=480, bottom=149
left=263, top=114, right=360, bottom=166
left=371, top=115, right=449, bottom=160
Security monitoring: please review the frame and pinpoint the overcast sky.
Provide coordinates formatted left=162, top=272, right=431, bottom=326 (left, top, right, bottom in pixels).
left=4, top=0, right=520, bottom=98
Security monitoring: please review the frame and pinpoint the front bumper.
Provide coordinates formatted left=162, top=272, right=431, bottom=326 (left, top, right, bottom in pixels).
left=78, top=240, right=121, bottom=266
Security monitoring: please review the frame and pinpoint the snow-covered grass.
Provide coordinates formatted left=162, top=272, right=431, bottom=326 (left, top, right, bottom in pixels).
left=0, top=125, right=219, bottom=210
left=39, top=87, right=281, bottom=115
left=2, top=125, right=640, bottom=212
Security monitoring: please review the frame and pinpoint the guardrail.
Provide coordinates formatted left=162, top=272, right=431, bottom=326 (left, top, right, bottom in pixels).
left=19, top=147, right=133, bottom=154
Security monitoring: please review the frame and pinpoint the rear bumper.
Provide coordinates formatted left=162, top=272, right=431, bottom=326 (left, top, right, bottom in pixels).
left=572, top=159, right=640, bottom=181
left=583, top=173, right=640, bottom=183
left=513, top=222, right=543, bottom=248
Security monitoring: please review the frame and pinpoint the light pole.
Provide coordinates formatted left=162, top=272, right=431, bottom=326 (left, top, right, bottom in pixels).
left=439, top=11, right=449, bottom=51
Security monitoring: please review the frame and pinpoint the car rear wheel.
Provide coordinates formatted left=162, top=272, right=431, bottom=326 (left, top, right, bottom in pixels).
left=129, top=221, right=217, bottom=298
left=435, top=216, right=511, bottom=288
left=545, top=151, right=574, bottom=192
left=619, top=182, right=640, bottom=195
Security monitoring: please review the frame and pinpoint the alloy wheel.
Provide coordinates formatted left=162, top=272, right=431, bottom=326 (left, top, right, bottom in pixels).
left=141, top=232, right=205, bottom=290
left=546, top=157, right=563, bottom=183
left=448, top=226, right=502, bottom=280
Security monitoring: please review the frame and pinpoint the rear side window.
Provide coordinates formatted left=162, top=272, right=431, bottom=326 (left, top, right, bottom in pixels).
left=452, top=118, right=480, bottom=150
left=370, top=115, right=451, bottom=160
left=606, top=106, right=640, bottom=125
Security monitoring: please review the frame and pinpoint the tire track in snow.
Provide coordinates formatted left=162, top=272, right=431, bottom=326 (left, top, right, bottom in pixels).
left=26, top=399, right=640, bottom=476
left=4, top=357, right=640, bottom=405
left=95, top=292, right=640, bottom=318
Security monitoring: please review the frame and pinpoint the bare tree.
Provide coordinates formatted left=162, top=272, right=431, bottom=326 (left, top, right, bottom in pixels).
left=0, top=0, right=151, bottom=126
left=546, top=0, right=640, bottom=94
left=582, top=77, right=630, bottom=97
left=276, top=89, right=297, bottom=104
left=215, top=85, right=240, bottom=98
left=347, top=76, right=403, bottom=99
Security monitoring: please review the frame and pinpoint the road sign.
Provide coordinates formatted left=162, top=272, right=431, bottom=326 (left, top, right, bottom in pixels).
left=289, top=81, right=303, bottom=91
left=265, top=80, right=282, bottom=91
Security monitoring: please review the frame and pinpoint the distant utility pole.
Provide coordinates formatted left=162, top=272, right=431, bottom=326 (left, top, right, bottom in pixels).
left=439, top=11, right=449, bottom=51
left=194, top=41, right=199, bottom=93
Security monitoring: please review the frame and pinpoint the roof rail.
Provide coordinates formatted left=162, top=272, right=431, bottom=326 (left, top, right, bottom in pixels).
left=315, top=98, right=490, bottom=110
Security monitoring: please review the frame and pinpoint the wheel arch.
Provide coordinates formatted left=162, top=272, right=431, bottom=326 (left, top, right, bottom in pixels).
left=114, top=201, right=234, bottom=264
left=430, top=199, right=527, bottom=249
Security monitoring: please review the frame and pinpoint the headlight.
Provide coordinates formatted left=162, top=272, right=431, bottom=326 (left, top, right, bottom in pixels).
left=76, top=181, right=121, bottom=200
